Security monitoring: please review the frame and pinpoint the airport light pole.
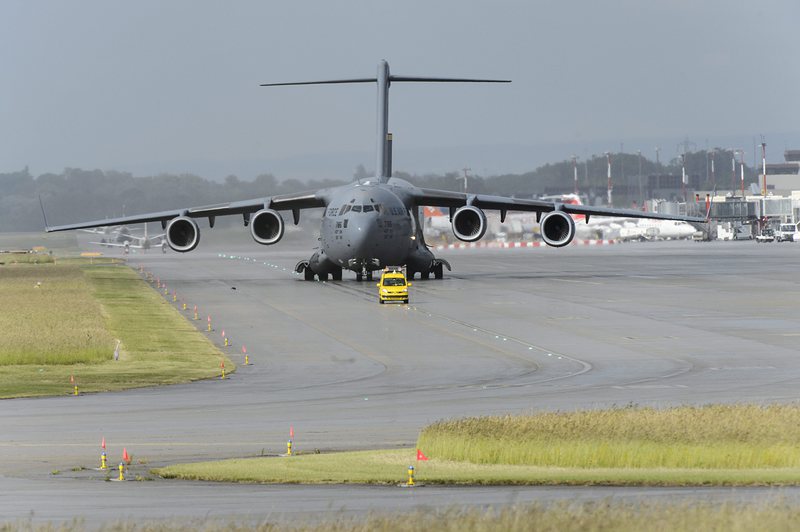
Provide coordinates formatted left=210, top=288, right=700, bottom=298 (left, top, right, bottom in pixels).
left=605, top=152, right=612, bottom=206
left=572, top=155, right=579, bottom=195
left=761, top=142, right=767, bottom=196
left=637, top=150, right=643, bottom=207
left=681, top=153, right=687, bottom=202
left=741, top=150, right=746, bottom=199
left=710, top=149, right=716, bottom=190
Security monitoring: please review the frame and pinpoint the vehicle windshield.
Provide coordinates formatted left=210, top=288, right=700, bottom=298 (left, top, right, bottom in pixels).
left=382, top=277, right=406, bottom=287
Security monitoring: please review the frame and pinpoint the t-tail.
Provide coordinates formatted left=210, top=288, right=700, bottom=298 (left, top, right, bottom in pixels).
left=260, top=60, right=510, bottom=183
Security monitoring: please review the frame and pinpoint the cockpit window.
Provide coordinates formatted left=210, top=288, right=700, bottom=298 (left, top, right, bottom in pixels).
left=373, top=204, right=382, bottom=213
left=340, top=204, right=351, bottom=215
left=352, top=205, right=362, bottom=212
left=363, top=205, right=374, bottom=213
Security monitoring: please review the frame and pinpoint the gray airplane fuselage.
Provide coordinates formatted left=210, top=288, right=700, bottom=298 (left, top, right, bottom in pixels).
left=310, top=178, right=433, bottom=275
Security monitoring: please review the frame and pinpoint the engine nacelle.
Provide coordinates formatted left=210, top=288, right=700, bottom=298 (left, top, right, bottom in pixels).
left=452, top=206, right=487, bottom=242
left=250, top=209, right=284, bottom=245
left=166, top=216, right=200, bottom=253
left=540, top=211, right=576, bottom=248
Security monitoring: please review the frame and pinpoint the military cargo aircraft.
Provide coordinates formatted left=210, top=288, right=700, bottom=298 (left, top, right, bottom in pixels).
left=44, top=60, right=705, bottom=281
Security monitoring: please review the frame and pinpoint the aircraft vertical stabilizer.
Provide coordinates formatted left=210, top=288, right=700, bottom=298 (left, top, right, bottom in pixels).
left=260, top=61, right=510, bottom=182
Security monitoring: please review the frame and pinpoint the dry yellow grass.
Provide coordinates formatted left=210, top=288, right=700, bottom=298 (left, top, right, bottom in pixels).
left=0, top=261, right=232, bottom=397
left=0, top=264, right=113, bottom=365
left=417, top=404, right=800, bottom=469
left=4, top=499, right=800, bottom=531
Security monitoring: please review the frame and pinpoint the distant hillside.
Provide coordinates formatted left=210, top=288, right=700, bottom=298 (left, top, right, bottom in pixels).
left=1, top=150, right=756, bottom=232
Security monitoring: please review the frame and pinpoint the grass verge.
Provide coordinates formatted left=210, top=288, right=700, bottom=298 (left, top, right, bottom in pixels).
left=0, top=261, right=232, bottom=398
left=5, top=500, right=800, bottom=531
left=417, top=404, right=800, bottom=469
left=153, top=448, right=800, bottom=487
left=155, top=405, right=800, bottom=487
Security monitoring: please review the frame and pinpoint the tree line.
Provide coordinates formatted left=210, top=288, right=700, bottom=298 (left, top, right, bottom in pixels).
left=0, top=150, right=756, bottom=232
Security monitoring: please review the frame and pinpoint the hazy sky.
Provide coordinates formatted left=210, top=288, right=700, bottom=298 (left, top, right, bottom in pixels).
left=2, top=1, right=799, bottom=179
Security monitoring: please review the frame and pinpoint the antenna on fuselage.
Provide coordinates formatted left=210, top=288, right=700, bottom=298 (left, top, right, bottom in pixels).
left=260, top=61, right=510, bottom=183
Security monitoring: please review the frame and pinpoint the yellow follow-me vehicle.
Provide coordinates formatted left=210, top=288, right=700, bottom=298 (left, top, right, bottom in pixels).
left=377, top=268, right=411, bottom=304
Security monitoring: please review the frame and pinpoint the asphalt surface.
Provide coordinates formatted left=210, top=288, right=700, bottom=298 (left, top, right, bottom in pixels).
left=3, top=230, right=800, bottom=526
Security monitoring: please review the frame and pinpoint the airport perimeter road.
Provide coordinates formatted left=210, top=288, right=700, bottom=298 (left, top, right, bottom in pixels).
left=3, top=234, right=800, bottom=525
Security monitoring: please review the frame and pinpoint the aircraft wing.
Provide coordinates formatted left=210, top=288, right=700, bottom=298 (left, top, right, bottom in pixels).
left=413, top=188, right=707, bottom=223
left=44, top=191, right=326, bottom=232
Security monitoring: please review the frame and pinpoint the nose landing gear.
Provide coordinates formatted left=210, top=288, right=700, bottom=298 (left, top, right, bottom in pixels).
left=355, top=270, right=374, bottom=282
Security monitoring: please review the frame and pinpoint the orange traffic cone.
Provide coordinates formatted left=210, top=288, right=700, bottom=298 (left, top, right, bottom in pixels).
left=122, top=447, right=131, bottom=465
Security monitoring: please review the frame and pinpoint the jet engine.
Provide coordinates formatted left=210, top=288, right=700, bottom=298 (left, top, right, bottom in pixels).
left=166, top=216, right=200, bottom=252
left=452, top=206, right=487, bottom=242
left=540, top=211, right=576, bottom=248
left=250, top=209, right=284, bottom=245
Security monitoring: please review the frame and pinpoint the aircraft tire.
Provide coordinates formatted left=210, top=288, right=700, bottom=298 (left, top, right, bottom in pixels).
left=332, top=269, right=343, bottom=281
left=356, top=274, right=363, bottom=282
left=434, top=263, right=444, bottom=279
left=366, top=271, right=373, bottom=281
left=304, top=268, right=315, bottom=281
left=421, top=271, right=429, bottom=280
left=319, top=273, right=329, bottom=281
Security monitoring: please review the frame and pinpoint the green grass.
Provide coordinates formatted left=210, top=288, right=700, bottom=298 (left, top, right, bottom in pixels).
left=0, top=231, right=79, bottom=254
left=153, top=448, right=800, bottom=487
left=0, top=261, right=232, bottom=398
left=417, top=404, right=800, bottom=469
left=0, top=252, right=54, bottom=264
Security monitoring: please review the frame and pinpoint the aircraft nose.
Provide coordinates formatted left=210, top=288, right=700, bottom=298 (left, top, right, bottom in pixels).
left=349, top=219, right=380, bottom=249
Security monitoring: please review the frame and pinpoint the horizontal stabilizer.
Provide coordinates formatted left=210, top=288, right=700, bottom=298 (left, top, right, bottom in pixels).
left=260, top=76, right=510, bottom=87
left=260, top=78, right=376, bottom=87
left=390, top=76, right=510, bottom=84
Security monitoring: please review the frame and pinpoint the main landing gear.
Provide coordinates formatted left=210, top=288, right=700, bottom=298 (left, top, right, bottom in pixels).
left=296, top=260, right=343, bottom=281
left=408, top=258, right=450, bottom=280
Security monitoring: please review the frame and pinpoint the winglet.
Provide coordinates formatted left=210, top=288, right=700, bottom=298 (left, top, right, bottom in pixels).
left=39, top=195, right=51, bottom=232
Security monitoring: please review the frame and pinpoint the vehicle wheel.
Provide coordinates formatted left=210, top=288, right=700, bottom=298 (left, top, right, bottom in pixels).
left=379, top=298, right=385, bottom=304
left=434, top=263, right=444, bottom=279
left=319, top=273, right=329, bottom=281
left=332, top=269, right=342, bottom=281
left=403, top=299, right=409, bottom=304
left=366, top=271, right=374, bottom=281
left=304, top=268, right=315, bottom=281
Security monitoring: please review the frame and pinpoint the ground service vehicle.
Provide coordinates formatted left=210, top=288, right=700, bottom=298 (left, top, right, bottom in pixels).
left=377, top=269, right=410, bottom=304
left=756, top=228, right=775, bottom=243
left=776, top=223, right=799, bottom=242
